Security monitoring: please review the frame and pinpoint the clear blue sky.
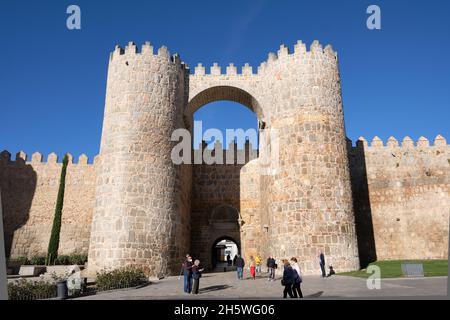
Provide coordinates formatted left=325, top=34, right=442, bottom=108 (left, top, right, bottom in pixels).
left=1, top=0, right=449, bottom=160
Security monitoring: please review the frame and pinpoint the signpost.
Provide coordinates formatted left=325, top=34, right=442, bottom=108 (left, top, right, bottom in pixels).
left=0, top=189, right=8, bottom=300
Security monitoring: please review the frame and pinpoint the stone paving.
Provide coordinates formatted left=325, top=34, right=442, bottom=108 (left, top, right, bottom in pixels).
left=75, top=270, right=448, bottom=300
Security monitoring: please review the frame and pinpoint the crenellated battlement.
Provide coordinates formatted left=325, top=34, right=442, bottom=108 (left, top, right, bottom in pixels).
left=109, top=41, right=189, bottom=70
left=351, top=135, right=447, bottom=149
left=190, top=40, right=338, bottom=77
left=108, top=40, right=339, bottom=84
left=0, top=150, right=98, bottom=165
left=192, top=140, right=258, bottom=165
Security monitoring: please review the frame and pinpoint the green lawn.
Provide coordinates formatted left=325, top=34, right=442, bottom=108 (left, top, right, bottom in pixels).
left=338, top=260, right=448, bottom=279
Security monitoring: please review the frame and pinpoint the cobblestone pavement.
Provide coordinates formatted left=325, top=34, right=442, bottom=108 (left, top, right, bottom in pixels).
left=75, top=270, right=448, bottom=300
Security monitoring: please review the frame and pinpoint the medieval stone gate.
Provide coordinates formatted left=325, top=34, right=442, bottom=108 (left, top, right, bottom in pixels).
left=86, top=40, right=361, bottom=277
left=2, top=41, right=448, bottom=276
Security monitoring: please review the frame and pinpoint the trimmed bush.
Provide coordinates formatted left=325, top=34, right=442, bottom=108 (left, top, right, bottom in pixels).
left=54, top=253, right=88, bottom=265
left=29, top=256, right=46, bottom=265
left=8, top=256, right=29, bottom=265
left=46, top=154, right=69, bottom=265
left=8, top=279, right=57, bottom=300
left=54, top=255, right=70, bottom=265
left=69, top=253, right=88, bottom=265
left=96, top=266, right=147, bottom=291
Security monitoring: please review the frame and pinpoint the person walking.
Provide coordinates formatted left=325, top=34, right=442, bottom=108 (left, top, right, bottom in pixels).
left=191, top=260, right=204, bottom=294
left=249, top=258, right=256, bottom=280
left=226, top=254, right=232, bottom=266
left=267, top=256, right=276, bottom=281
left=235, top=254, right=245, bottom=280
left=181, top=255, right=193, bottom=293
left=319, top=251, right=326, bottom=278
left=281, top=259, right=295, bottom=298
left=290, top=257, right=303, bottom=298
left=255, top=254, right=262, bottom=275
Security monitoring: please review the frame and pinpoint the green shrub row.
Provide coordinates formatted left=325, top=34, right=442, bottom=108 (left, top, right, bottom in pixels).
left=8, top=279, right=57, bottom=300
left=96, top=266, right=147, bottom=291
left=54, top=254, right=88, bottom=266
left=8, top=253, right=88, bottom=266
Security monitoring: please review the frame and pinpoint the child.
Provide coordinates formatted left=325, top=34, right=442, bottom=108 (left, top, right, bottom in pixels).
left=250, top=260, right=256, bottom=280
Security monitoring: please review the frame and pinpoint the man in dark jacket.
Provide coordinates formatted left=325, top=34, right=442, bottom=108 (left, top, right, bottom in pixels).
left=319, top=251, right=326, bottom=278
left=235, top=254, right=245, bottom=280
left=181, top=255, right=193, bottom=293
left=267, top=256, right=276, bottom=281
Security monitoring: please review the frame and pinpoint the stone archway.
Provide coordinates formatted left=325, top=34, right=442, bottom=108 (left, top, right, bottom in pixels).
left=210, top=235, right=240, bottom=271
left=188, top=85, right=261, bottom=271
left=186, top=85, right=263, bottom=124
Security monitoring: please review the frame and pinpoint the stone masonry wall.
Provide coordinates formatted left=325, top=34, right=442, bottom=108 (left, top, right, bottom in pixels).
left=191, top=143, right=257, bottom=269
left=87, top=42, right=191, bottom=277
left=349, top=135, right=450, bottom=263
left=188, top=40, right=360, bottom=275
left=0, top=151, right=96, bottom=258
left=258, top=41, right=360, bottom=274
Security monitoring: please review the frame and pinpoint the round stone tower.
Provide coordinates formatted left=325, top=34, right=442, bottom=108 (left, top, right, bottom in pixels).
left=87, top=42, right=191, bottom=277
left=254, top=41, right=360, bottom=274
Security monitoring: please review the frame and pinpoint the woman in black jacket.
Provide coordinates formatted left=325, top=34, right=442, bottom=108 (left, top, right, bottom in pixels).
left=281, top=259, right=295, bottom=298
left=191, top=260, right=204, bottom=294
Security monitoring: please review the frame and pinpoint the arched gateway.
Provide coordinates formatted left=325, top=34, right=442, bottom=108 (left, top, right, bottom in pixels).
left=87, top=40, right=360, bottom=277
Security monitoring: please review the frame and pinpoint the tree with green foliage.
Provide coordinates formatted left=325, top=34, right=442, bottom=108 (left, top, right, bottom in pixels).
left=46, top=154, right=69, bottom=265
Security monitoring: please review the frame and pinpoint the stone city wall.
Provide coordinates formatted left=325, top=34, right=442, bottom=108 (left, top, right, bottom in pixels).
left=349, top=135, right=450, bottom=263
left=0, top=151, right=96, bottom=258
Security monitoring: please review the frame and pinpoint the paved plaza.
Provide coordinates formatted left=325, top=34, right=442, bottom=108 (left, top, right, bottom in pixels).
left=75, top=270, right=448, bottom=300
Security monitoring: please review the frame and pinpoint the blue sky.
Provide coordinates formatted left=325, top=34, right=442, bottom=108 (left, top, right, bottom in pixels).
left=0, top=0, right=449, bottom=160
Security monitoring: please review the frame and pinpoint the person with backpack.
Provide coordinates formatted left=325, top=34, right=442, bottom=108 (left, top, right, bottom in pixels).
left=281, top=259, right=295, bottom=298
left=290, top=257, right=303, bottom=298
left=191, top=259, right=204, bottom=294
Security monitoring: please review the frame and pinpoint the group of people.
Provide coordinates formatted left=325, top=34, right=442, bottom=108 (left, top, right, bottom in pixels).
left=232, top=254, right=262, bottom=280
left=180, top=251, right=334, bottom=298
left=281, top=257, right=303, bottom=298
left=180, top=254, right=204, bottom=295
left=232, top=254, right=305, bottom=298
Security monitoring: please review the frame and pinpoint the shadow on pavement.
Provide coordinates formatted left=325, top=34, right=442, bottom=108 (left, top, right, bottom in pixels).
left=199, top=285, right=232, bottom=293
left=305, top=291, right=324, bottom=298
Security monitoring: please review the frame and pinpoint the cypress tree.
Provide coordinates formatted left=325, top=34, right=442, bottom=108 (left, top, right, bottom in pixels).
left=46, top=154, right=69, bottom=265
